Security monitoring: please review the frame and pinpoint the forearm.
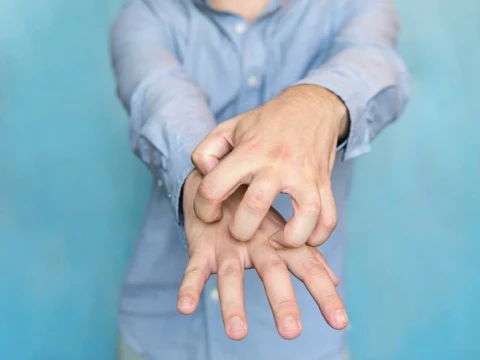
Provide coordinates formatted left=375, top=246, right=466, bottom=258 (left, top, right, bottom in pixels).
left=110, top=0, right=216, bottom=222
left=296, top=0, right=410, bottom=160
left=130, top=76, right=215, bottom=220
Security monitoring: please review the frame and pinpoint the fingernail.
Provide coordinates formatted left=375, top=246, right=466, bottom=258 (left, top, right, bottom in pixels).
left=179, top=297, right=193, bottom=309
left=334, top=310, right=348, bottom=327
left=227, top=316, right=246, bottom=335
left=281, top=316, right=301, bottom=332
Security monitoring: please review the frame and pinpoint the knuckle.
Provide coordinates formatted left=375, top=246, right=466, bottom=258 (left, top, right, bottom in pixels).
left=323, top=213, right=338, bottom=232
left=179, top=285, right=197, bottom=296
left=259, top=258, right=285, bottom=275
left=183, top=265, right=205, bottom=281
left=221, top=299, right=242, bottom=312
left=244, top=191, right=269, bottom=214
left=302, top=259, right=329, bottom=279
left=218, top=261, right=242, bottom=278
left=322, top=293, right=339, bottom=303
left=240, top=138, right=260, bottom=153
left=197, top=181, right=219, bottom=202
left=304, top=200, right=321, bottom=218
left=255, top=168, right=279, bottom=187
left=274, top=297, right=298, bottom=311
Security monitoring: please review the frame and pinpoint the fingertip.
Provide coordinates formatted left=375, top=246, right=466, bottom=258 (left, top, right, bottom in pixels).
left=211, top=209, right=223, bottom=223
left=225, top=316, right=248, bottom=341
left=269, top=230, right=297, bottom=249
left=282, top=221, right=312, bottom=248
left=191, top=152, right=212, bottom=176
left=277, top=316, right=302, bottom=340
left=228, top=222, right=254, bottom=242
left=194, top=203, right=223, bottom=223
left=177, top=297, right=197, bottom=315
left=198, top=159, right=217, bottom=175
left=306, top=237, right=326, bottom=248
left=331, top=309, right=348, bottom=330
left=282, top=235, right=306, bottom=249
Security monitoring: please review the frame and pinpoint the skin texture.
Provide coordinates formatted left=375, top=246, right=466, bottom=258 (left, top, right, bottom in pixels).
left=177, top=4, right=350, bottom=339
left=177, top=170, right=348, bottom=341
left=192, top=85, right=349, bottom=249
left=209, top=0, right=270, bottom=22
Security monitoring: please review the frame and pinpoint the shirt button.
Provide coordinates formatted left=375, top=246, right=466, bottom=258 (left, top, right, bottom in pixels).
left=234, top=22, right=247, bottom=34
left=209, top=288, right=219, bottom=302
left=246, top=75, right=258, bottom=87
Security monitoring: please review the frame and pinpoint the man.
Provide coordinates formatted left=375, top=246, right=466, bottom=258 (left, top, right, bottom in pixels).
left=110, top=0, right=410, bottom=359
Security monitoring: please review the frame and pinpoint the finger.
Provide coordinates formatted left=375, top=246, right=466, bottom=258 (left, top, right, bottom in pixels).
left=191, top=119, right=237, bottom=175
left=267, top=206, right=287, bottom=226
left=306, top=184, right=338, bottom=247
left=194, top=148, right=259, bottom=223
left=216, top=250, right=248, bottom=340
left=270, top=240, right=339, bottom=286
left=309, top=248, right=340, bottom=286
left=259, top=208, right=287, bottom=237
left=259, top=208, right=287, bottom=249
left=177, top=254, right=211, bottom=315
left=278, top=247, right=348, bottom=330
left=249, top=237, right=302, bottom=340
left=229, top=171, right=281, bottom=241
left=271, top=182, right=321, bottom=248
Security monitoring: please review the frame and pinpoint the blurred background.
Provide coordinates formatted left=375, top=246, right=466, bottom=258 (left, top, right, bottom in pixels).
left=0, top=0, right=479, bottom=359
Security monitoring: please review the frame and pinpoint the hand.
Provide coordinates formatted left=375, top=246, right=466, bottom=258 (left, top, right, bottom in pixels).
left=191, top=85, right=349, bottom=248
left=177, top=170, right=348, bottom=341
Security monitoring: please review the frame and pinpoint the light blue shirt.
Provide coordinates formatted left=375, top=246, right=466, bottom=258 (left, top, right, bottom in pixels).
left=110, top=1, right=410, bottom=359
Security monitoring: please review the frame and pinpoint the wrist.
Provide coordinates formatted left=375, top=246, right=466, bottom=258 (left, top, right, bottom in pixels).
left=282, top=84, right=349, bottom=141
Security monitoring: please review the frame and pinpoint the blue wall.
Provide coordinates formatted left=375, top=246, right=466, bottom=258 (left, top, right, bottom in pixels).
left=0, top=1, right=478, bottom=359
left=347, top=1, right=480, bottom=359
left=0, top=1, right=150, bottom=358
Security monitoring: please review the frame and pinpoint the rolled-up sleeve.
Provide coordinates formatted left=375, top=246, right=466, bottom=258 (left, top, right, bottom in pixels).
left=110, top=0, right=216, bottom=223
left=296, top=0, right=410, bottom=160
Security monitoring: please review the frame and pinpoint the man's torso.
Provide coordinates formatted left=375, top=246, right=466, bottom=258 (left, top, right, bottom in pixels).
left=120, top=1, right=353, bottom=359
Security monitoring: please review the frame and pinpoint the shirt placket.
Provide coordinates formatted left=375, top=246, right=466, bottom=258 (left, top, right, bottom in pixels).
left=200, top=16, right=267, bottom=360
left=236, top=21, right=267, bottom=114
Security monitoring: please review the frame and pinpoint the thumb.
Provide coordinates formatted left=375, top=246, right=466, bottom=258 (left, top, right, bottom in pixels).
left=191, top=118, right=238, bottom=175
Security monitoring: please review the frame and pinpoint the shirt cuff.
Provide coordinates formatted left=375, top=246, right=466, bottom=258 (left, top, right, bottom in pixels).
left=140, top=118, right=198, bottom=227
left=136, top=127, right=192, bottom=248
left=296, top=68, right=373, bottom=161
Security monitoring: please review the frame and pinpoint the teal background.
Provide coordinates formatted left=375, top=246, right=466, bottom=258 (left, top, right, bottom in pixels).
left=0, top=1, right=478, bottom=359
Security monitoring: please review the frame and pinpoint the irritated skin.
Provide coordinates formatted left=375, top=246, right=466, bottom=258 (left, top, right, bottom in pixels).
left=178, top=84, right=350, bottom=340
